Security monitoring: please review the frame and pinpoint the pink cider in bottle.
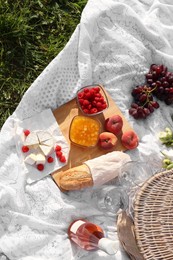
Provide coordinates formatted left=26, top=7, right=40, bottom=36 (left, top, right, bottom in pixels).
left=68, top=219, right=118, bottom=255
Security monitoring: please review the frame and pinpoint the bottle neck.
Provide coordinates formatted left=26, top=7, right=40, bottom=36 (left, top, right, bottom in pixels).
left=98, top=238, right=119, bottom=255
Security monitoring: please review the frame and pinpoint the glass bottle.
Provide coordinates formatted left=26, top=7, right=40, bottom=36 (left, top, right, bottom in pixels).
left=68, top=219, right=119, bottom=255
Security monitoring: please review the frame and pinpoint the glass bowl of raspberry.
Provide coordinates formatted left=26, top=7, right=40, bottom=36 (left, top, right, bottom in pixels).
left=76, top=84, right=109, bottom=116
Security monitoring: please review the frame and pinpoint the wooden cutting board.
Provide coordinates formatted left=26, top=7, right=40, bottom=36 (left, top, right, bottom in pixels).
left=51, top=86, right=133, bottom=182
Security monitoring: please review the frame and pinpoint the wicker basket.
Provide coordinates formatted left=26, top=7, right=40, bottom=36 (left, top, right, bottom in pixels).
left=134, top=168, right=173, bottom=260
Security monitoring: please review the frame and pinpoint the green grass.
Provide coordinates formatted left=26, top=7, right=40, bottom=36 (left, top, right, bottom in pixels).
left=0, top=0, right=87, bottom=128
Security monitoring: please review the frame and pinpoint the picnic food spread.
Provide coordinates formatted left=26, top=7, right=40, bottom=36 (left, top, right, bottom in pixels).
left=2, top=0, right=173, bottom=259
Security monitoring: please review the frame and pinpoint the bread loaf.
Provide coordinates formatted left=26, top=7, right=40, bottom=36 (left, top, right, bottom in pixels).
left=54, top=151, right=131, bottom=191
left=57, top=164, right=93, bottom=191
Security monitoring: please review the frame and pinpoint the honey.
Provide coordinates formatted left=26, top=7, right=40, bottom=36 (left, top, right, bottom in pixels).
left=69, top=116, right=100, bottom=147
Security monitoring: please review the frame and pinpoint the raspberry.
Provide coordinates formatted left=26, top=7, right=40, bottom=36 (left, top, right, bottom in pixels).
left=84, top=88, right=89, bottom=93
left=55, top=145, right=62, bottom=151
left=95, top=93, right=101, bottom=98
left=37, top=164, right=44, bottom=171
left=60, top=155, right=66, bottom=163
left=83, top=100, right=90, bottom=106
left=78, top=92, right=84, bottom=99
left=22, top=146, right=29, bottom=153
left=56, top=151, right=62, bottom=157
left=94, top=97, right=100, bottom=102
left=96, top=102, right=102, bottom=108
left=88, top=104, right=92, bottom=110
left=83, top=109, right=89, bottom=114
left=89, top=89, right=95, bottom=96
left=93, top=87, right=100, bottom=92
left=79, top=98, right=84, bottom=105
left=90, top=108, right=98, bottom=114
left=47, top=156, right=54, bottom=163
left=101, top=103, right=107, bottom=109
left=23, top=129, right=30, bottom=136
left=99, top=97, right=104, bottom=102
left=92, top=100, right=97, bottom=107
left=85, top=92, right=91, bottom=99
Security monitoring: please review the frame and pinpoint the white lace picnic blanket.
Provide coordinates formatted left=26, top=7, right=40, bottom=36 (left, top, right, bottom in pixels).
left=1, top=0, right=173, bottom=259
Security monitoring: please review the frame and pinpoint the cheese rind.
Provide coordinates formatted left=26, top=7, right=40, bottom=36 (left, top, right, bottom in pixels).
left=24, top=131, right=39, bottom=148
left=39, top=144, right=54, bottom=157
left=41, top=138, right=54, bottom=147
left=24, top=153, right=37, bottom=165
left=36, top=130, right=52, bottom=143
left=36, top=152, right=46, bottom=165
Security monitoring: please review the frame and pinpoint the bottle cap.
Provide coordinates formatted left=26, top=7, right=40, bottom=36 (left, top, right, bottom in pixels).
left=98, top=238, right=119, bottom=255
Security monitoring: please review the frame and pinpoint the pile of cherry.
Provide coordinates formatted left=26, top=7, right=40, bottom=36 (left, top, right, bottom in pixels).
left=129, top=64, right=173, bottom=119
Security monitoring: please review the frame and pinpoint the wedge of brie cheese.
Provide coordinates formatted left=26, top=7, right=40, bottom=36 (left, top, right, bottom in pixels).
left=41, top=138, right=54, bottom=147
left=36, top=152, right=46, bottom=165
left=24, top=153, right=37, bottom=165
left=24, top=131, right=39, bottom=149
left=39, top=144, right=54, bottom=157
left=36, top=130, right=52, bottom=143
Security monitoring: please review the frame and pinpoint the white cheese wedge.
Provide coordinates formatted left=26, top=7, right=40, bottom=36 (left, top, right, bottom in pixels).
left=24, top=153, right=37, bottom=165
left=36, top=130, right=52, bottom=143
left=41, top=138, right=54, bottom=147
left=36, top=152, right=46, bottom=165
left=39, top=144, right=54, bottom=157
left=24, top=131, right=39, bottom=149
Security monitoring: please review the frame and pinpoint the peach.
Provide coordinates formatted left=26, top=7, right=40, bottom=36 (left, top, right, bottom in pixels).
left=99, top=132, right=118, bottom=150
left=105, top=115, right=123, bottom=136
left=121, top=130, right=139, bottom=150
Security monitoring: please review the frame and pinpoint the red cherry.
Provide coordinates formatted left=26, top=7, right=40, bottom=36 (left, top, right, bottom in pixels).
left=47, top=156, right=54, bottom=163
left=21, top=146, right=29, bottom=153
left=56, top=151, right=62, bottom=157
left=37, top=164, right=44, bottom=171
left=60, top=155, right=66, bottom=163
left=23, top=129, right=30, bottom=136
left=55, top=145, right=62, bottom=151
